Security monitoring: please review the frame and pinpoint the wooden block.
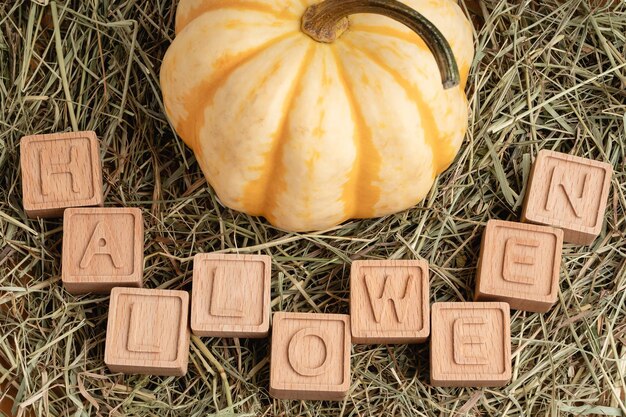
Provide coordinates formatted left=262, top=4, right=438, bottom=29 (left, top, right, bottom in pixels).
left=522, top=150, right=613, bottom=245
left=105, top=287, right=190, bottom=376
left=62, top=208, right=144, bottom=294
left=350, top=260, right=429, bottom=344
left=191, top=254, right=271, bottom=338
left=270, top=312, right=351, bottom=401
left=20, top=131, right=103, bottom=218
left=430, top=302, right=511, bottom=387
left=475, top=220, right=563, bottom=313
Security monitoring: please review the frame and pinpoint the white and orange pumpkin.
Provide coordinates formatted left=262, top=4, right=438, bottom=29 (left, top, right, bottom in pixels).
left=160, top=0, right=474, bottom=231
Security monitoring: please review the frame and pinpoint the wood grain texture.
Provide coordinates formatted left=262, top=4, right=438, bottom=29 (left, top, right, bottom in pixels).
left=104, top=287, right=190, bottom=376
left=20, top=131, right=103, bottom=218
left=62, top=208, right=144, bottom=294
left=350, top=259, right=429, bottom=344
left=430, top=302, right=511, bottom=387
left=191, top=253, right=271, bottom=338
left=475, top=220, right=563, bottom=313
left=270, top=312, right=351, bottom=401
left=522, top=149, right=613, bottom=245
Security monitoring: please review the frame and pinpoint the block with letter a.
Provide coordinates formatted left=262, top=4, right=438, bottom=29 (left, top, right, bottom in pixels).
left=104, top=287, right=190, bottom=376
left=522, top=150, right=612, bottom=245
left=191, top=254, right=271, bottom=338
left=350, top=260, right=429, bottom=344
left=270, top=312, right=350, bottom=400
left=475, top=220, right=563, bottom=312
left=62, top=208, right=144, bottom=294
left=430, top=302, right=511, bottom=387
left=20, top=131, right=103, bottom=218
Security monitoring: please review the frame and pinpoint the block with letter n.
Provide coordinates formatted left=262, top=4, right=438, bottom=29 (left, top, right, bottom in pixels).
left=430, top=302, right=511, bottom=387
left=475, top=220, right=563, bottom=313
left=350, top=260, right=429, bottom=344
left=20, top=131, right=103, bottom=218
left=522, top=150, right=612, bottom=245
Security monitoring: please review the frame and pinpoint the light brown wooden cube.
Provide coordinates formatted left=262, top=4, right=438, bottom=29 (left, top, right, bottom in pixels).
left=105, top=287, right=190, bottom=376
left=62, top=208, right=144, bottom=294
left=20, top=131, right=103, bottom=218
left=270, top=312, right=351, bottom=401
left=522, top=150, right=612, bottom=245
left=191, top=254, right=271, bottom=338
left=350, top=260, right=429, bottom=344
left=475, top=220, right=563, bottom=313
left=430, top=302, right=511, bottom=387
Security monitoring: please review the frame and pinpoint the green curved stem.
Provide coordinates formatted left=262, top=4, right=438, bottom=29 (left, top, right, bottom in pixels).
left=301, top=0, right=460, bottom=89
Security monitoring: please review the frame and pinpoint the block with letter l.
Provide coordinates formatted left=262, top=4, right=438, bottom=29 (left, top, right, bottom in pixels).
left=104, top=287, right=190, bottom=376
left=475, top=220, right=563, bottom=313
left=191, top=254, right=271, bottom=338
left=430, top=302, right=511, bottom=387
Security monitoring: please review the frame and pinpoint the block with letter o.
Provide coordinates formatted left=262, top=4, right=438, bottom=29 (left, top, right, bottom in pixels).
left=270, top=312, right=350, bottom=400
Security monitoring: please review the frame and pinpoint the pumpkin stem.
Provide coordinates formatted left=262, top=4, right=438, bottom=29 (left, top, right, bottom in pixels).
left=301, top=0, right=460, bottom=89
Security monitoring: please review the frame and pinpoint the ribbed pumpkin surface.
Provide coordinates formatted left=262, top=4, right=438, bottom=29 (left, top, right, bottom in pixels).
left=161, top=0, right=474, bottom=231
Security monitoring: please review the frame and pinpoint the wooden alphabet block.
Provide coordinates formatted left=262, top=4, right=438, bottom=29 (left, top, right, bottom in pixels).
left=475, top=220, right=563, bottom=313
left=430, top=302, right=511, bottom=387
left=191, top=254, right=271, bottom=338
left=105, top=287, right=190, bottom=376
left=350, top=260, right=429, bottom=344
left=62, top=208, right=143, bottom=294
left=522, top=150, right=613, bottom=245
left=270, top=312, right=351, bottom=401
left=20, top=131, right=103, bottom=218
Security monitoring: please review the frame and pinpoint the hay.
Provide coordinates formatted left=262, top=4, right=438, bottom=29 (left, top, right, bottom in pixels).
left=1, top=0, right=625, bottom=415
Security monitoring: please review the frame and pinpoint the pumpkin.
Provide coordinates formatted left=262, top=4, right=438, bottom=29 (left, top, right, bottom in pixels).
left=160, top=0, right=474, bottom=231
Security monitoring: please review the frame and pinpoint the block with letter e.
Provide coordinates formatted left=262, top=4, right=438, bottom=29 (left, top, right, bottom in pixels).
left=20, top=131, right=103, bottom=218
left=191, top=254, right=271, bottom=338
left=350, top=260, right=429, bottom=344
left=431, top=302, right=511, bottom=387
left=105, top=287, right=190, bottom=376
left=62, top=208, right=144, bottom=294
left=270, top=312, right=351, bottom=401
left=522, top=150, right=612, bottom=245
left=475, top=220, right=563, bottom=313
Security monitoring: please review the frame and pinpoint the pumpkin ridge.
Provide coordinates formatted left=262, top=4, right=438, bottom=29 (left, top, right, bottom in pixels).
left=175, top=32, right=298, bottom=151
left=251, top=44, right=317, bottom=225
left=330, top=46, right=382, bottom=219
left=352, top=24, right=470, bottom=89
left=343, top=37, right=453, bottom=177
left=176, top=0, right=297, bottom=34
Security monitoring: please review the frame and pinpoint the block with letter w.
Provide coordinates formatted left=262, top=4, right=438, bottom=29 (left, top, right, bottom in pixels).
left=350, top=260, right=430, bottom=344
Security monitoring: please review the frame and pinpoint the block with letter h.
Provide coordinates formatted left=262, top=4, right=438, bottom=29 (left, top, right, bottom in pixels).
left=21, top=131, right=103, bottom=218
left=475, top=220, right=563, bottom=313
left=105, top=287, right=190, bottom=376
left=431, top=302, right=511, bottom=387
left=522, top=150, right=612, bottom=245
left=191, top=254, right=271, bottom=338
left=62, top=208, right=144, bottom=294
left=350, top=260, right=429, bottom=344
